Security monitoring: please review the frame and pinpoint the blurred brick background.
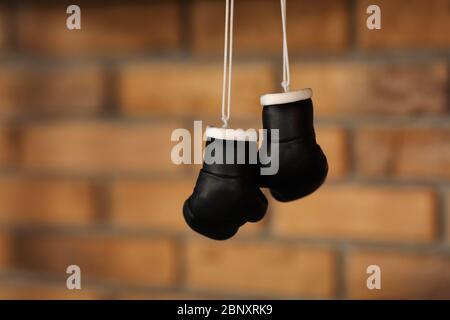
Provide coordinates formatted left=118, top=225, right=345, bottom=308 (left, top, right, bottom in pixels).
left=0, top=0, right=449, bottom=299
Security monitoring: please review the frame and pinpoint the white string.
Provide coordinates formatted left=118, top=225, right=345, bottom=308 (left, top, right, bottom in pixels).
left=280, top=0, right=290, bottom=92
left=221, top=0, right=234, bottom=128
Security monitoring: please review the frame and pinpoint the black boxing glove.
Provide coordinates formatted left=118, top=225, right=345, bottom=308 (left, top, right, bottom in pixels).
left=259, top=89, right=328, bottom=202
left=183, top=127, right=268, bottom=240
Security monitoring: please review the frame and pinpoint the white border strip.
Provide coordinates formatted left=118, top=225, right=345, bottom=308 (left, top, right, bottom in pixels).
left=260, top=88, right=313, bottom=106
left=205, top=127, right=257, bottom=142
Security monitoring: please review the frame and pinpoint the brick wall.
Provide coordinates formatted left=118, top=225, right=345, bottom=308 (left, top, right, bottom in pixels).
left=0, top=0, right=449, bottom=299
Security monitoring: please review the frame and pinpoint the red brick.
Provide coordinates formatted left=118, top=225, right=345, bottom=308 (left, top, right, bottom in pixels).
left=16, top=234, right=177, bottom=287
left=316, top=127, right=348, bottom=178
left=119, top=62, right=275, bottom=118
left=186, top=240, right=336, bottom=298
left=0, top=232, right=11, bottom=268
left=0, top=280, right=103, bottom=300
left=111, top=179, right=193, bottom=232
left=192, top=0, right=349, bottom=54
left=117, top=291, right=213, bottom=300
left=19, top=121, right=182, bottom=174
left=346, top=250, right=450, bottom=299
left=0, top=127, right=14, bottom=166
left=0, top=6, right=10, bottom=51
left=355, top=127, right=450, bottom=179
left=272, top=184, right=436, bottom=243
left=292, top=61, right=448, bottom=116
left=0, top=64, right=105, bottom=116
left=357, top=0, right=450, bottom=50
left=17, top=3, right=180, bottom=56
left=446, top=190, right=450, bottom=242
left=0, top=177, right=96, bottom=226
left=111, top=178, right=267, bottom=236
left=236, top=218, right=268, bottom=236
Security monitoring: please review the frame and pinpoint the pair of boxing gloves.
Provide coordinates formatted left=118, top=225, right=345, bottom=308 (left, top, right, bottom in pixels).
left=183, top=89, right=328, bottom=240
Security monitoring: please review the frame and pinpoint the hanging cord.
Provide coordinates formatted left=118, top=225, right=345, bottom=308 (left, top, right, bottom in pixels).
left=221, top=0, right=234, bottom=128
left=280, top=0, right=290, bottom=92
